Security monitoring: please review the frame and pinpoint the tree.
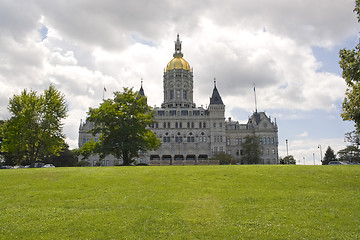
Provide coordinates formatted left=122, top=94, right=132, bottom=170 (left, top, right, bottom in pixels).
left=1, top=85, right=68, bottom=167
left=82, top=87, right=161, bottom=166
left=241, top=135, right=263, bottom=164
left=279, top=155, right=296, bottom=165
left=339, top=0, right=360, bottom=132
left=44, top=143, right=78, bottom=167
left=211, top=152, right=233, bottom=165
left=322, top=146, right=337, bottom=165
left=338, top=131, right=360, bottom=163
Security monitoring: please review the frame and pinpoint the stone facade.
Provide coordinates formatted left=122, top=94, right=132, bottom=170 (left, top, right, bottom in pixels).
left=78, top=34, right=279, bottom=165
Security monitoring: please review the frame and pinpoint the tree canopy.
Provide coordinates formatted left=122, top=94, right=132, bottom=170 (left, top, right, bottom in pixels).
left=339, top=0, right=360, bottom=132
left=81, top=87, right=160, bottom=165
left=1, top=85, right=68, bottom=167
left=280, top=155, right=296, bottom=165
left=337, top=131, right=360, bottom=163
left=241, top=135, right=263, bottom=164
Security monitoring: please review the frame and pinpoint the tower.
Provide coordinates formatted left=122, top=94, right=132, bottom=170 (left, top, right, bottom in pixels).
left=162, top=34, right=195, bottom=108
left=208, top=79, right=226, bottom=155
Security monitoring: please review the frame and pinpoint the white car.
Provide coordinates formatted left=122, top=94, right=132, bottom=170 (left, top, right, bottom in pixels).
left=43, top=164, right=55, bottom=168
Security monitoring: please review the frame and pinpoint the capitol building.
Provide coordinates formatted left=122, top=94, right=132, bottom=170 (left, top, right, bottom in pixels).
left=79, top=35, right=279, bottom=166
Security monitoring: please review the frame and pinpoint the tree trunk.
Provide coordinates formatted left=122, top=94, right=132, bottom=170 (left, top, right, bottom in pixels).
left=122, top=150, right=131, bottom=166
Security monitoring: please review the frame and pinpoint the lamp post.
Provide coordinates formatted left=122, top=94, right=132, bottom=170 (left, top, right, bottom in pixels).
left=318, top=144, right=323, bottom=163
left=286, top=139, right=289, bottom=156
left=313, top=152, right=315, bottom=165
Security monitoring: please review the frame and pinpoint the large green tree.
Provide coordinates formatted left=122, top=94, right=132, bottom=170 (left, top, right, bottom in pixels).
left=241, top=135, right=263, bottom=164
left=322, top=146, right=337, bottom=165
left=82, top=87, right=160, bottom=166
left=339, top=0, right=360, bottom=132
left=1, top=85, right=68, bottom=167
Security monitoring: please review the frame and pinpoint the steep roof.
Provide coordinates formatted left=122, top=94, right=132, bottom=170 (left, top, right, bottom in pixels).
left=209, top=81, right=223, bottom=105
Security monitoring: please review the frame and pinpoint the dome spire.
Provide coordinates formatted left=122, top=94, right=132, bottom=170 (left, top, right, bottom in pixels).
left=173, top=33, right=183, bottom=58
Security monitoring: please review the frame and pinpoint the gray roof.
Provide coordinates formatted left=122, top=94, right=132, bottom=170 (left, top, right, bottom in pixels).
left=210, top=85, right=223, bottom=105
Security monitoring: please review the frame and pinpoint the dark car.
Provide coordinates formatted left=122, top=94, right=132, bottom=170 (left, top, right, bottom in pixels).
left=328, top=161, right=345, bottom=165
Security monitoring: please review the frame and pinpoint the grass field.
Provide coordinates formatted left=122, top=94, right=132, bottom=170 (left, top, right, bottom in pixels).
left=0, top=165, right=359, bottom=239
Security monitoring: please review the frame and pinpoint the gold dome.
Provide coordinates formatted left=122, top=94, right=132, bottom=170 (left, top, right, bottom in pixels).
left=166, top=57, right=191, bottom=72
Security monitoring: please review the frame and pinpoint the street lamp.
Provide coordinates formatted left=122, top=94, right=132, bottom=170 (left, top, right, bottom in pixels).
left=318, top=144, right=323, bottom=163
left=286, top=139, right=289, bottom=156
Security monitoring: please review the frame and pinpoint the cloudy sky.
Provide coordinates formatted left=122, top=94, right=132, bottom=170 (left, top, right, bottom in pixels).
left=0, top=0, right=359, bottom=164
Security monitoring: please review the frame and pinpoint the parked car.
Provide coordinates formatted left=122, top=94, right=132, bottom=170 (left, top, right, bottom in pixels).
left=328, top=161, right=346, bottom=165
left=0, top=166, right=13, bottom=169
left=43, top=164, right=55, bottom=168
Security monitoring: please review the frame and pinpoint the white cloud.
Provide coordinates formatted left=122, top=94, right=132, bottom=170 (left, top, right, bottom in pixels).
left=299, top=132, right=309, bottom=138
left=0, top=0, right=357, bottom=151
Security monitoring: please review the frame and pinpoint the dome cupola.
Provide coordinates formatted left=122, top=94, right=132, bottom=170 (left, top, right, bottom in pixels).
left=165, top=34, right=191, bottom=72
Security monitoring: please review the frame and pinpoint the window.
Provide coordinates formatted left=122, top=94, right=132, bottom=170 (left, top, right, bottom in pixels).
left=226, top=138, right=230, bottom=146
left=183, top=90, right=187, bottom=99
left=175, top=136, right=183, bottom=142
left=267, top=137, right=271, bottom=145
left=199, top=122, right=202, bottom=128
left=235, top=138, right=242, bottom=145
left=170, top=90, right=174, bottom=99
left=203, top=122, right=206, bottom=128
left=213, top=123, right=216, bottom=128
left=271, top=137, right=275, bottom=145
left=191, top=122, right=194, bottom=128
left=163, top=122, right=166, bottom=128
left=187, top=135, right=195, bottom=142
left=175, top=122, right=178, bottom=128
left=181, top=110, right=188, bottom=116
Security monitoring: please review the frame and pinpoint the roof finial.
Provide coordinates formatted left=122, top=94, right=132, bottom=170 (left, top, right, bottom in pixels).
left=141, top=78, right=143, bottom=87
left=173, top=34, right=183, bottom=58
left=214, top=77, right=216, bottom=87
left=254, top=83, right=258, bottom=113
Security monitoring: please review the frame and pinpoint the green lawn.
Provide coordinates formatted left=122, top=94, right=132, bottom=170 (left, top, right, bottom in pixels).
left=0, top=165, right=359, bottom=239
